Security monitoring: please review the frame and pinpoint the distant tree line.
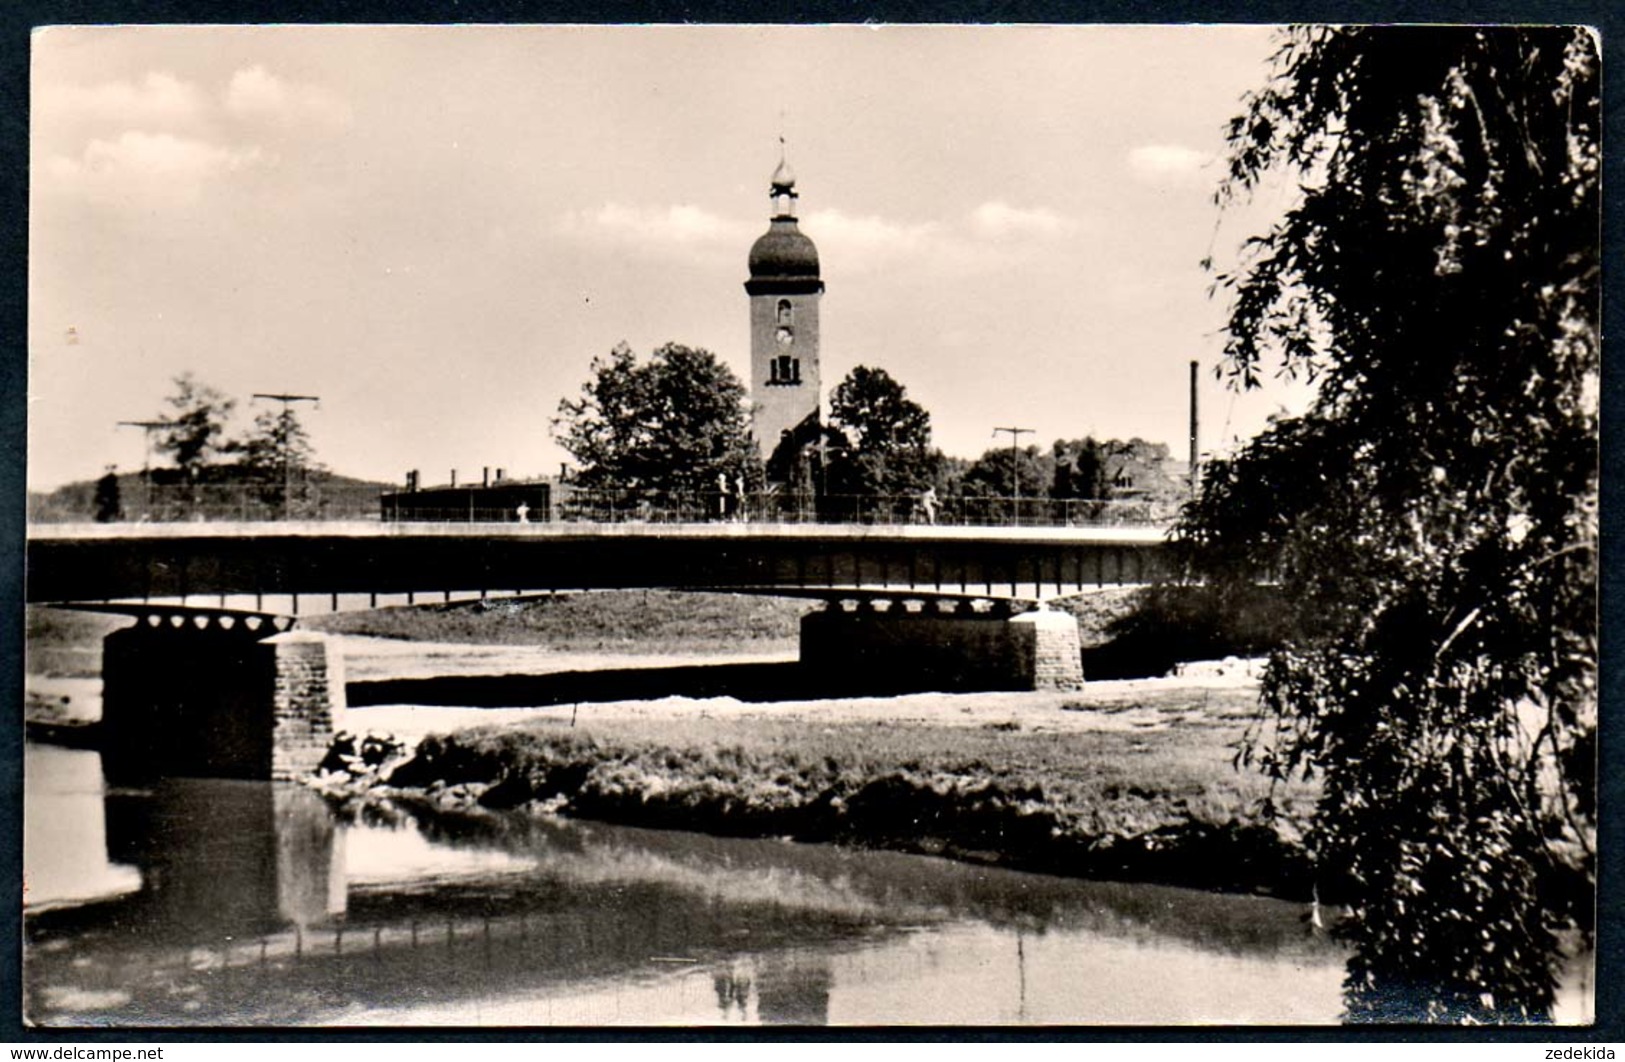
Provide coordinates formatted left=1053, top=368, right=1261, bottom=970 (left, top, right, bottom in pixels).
left=551, top=344, right=1183, bottom=519
left=89, top=373, right=327, bottom=520
left=155, top=373, right=324, bottom=486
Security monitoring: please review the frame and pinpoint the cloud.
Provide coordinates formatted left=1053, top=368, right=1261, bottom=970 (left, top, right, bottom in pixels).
left=969, top=201, right=1077, bottom=240
left=38, top=71, right=207, bottom=128
left=555, top=199, right=1081, bottom=276
left=35, top=67, right=345, bottom=211
left=555, top=203, right=755, bottom=254
left=1127, top=143, right=1214, bottom=182
left=803, top=209, right=943, bottom=262
left=45, top=131, right=265, bottom=207
left=224, top=66, right=352, bottom=130
left=809, top=202, right=1078, bottom=275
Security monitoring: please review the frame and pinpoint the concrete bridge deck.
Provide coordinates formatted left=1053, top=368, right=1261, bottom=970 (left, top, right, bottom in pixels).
left=27, top=521, right=1177, bottom=778
left=27, top=519, right=1168, bottom=542
left=28, top=521, right=1173, bottom=612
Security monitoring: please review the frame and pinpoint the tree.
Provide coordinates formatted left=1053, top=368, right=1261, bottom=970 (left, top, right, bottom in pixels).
left=236, top=404, right=325, bottom=516
left=956, top=444, right=1049, bottom=500
left=155, top=373, right=235, bottom=482
left=932, top=453, right=972, bottom=495
left=553, top=342, right=760, bottom=497
left=948, top=444, right=1050, bottom=524
left=93, top=466, right=122, bottom=523
left=824, top=366, right=940, bottom=497
left=1050, top=437, right=1106, bottom=500
left=1052, top=437, right=1184, bottom=506
left=237, top=406, right=321, bottom=479
left=1185, top=27, right=1597, bottom=1022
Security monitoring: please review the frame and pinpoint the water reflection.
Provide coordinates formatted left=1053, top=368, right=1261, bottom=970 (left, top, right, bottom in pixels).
left=26, top=743, right=1350, bottom=1026
left=24, top=744, right=140, bottom=908
left=102, top=780, right=346, bottom=936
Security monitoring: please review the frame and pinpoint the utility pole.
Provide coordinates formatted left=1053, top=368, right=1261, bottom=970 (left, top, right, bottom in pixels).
left=117, top=419, right=170, bottom=520
left=252, top=393, right=320, bottom=521
left=992, top=426, right=1033, bottom=526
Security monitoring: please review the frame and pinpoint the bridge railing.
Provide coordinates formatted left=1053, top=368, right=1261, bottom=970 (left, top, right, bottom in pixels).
left=547, top=490, right=1174, bottom=528
left=31, top=483, right=1177, bottom=528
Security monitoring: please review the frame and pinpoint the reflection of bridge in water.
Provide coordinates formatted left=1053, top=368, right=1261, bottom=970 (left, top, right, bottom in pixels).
left=28, top=778, right=848, bottom=1025
left=28, top=522, right=1174, bottom=779
left=24, top=763, right=1342, bottom=1026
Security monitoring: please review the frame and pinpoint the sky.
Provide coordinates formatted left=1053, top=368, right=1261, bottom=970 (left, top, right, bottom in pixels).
left=29, top=23, right=1317, bottom=491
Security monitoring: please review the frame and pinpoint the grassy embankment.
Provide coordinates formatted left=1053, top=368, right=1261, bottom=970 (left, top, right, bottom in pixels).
left=351, top=692, right=1315, bottom=898
left=25, top=607, right=128, bottom=681
left=309, top=589, right=816, bottom=655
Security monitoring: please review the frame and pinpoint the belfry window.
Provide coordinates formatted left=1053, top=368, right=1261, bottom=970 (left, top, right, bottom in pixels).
left=771, top=355, right=800, bottom=385
left=777, top=300, right=793, bottom=326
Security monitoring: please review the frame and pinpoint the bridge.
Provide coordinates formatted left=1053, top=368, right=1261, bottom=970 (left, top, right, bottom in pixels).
left=27, top=521, right=1173, bottom=780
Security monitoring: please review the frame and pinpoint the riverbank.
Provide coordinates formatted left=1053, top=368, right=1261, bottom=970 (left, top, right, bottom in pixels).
left=27, top=595, right=1320, bottom=899
left=318, top=667, right=1321, bottom=900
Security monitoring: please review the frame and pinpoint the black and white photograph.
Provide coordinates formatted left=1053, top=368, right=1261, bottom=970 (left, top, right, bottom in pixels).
left=20, top=23, right=1599, bottom=1028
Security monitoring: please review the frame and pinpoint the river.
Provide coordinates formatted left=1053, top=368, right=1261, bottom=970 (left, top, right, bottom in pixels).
left=23, top=741, right=1363, bottom=1026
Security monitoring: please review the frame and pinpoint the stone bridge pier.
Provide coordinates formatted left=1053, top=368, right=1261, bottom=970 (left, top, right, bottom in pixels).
left=800, top=599, right=1084, bottom=693
left=101, top=614, right=345, bottom=782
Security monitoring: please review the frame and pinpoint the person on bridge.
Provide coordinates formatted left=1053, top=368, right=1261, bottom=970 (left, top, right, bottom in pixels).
left=716, top=471, right=730, bottom=521
left=515, top=501, right=530, bottom=524
left=920, top=486, right=938, bottom=526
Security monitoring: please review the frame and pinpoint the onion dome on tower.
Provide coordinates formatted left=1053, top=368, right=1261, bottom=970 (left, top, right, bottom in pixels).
left=746, top=150, right=822, bottom=294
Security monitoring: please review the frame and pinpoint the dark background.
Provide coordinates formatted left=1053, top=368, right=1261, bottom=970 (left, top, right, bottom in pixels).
left=2, top=0, right=1619, bottom=1045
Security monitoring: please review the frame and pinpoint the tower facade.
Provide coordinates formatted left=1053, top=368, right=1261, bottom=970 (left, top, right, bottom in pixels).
left=745, top=153, right=823, bottom=477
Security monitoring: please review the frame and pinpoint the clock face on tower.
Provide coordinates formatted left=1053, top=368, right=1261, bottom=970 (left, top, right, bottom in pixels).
left=776, top=326, right=793, bottom=347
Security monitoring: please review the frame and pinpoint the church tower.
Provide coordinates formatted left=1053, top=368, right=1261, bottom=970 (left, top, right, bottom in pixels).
left=745, top=147, right=823, bottom=478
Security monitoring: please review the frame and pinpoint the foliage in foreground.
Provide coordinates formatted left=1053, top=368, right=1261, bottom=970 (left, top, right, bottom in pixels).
left=1189, top=26, right=1597, bottom=1022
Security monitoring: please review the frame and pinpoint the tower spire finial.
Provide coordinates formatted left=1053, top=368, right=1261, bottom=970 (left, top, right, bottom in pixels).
left=769, top=132, right=797, bottom=216
left=772, top=135, right=794, bottom=187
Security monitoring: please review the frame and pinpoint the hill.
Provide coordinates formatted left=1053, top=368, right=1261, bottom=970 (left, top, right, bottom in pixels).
left=28, top=467, right=400, bottom=523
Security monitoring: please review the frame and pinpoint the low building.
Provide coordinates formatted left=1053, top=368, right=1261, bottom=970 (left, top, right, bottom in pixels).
left=381, top=480, right=554, bottom=523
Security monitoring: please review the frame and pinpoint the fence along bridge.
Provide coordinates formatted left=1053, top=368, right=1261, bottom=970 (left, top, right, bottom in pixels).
left=27, top=521, right=1173, bottom=780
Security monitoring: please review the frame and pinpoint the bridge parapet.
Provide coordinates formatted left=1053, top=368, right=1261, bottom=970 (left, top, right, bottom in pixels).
left=28, top=523, right=1173, bottom=610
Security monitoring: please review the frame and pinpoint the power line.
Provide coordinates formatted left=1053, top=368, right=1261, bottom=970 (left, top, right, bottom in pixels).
left=252, top=393, right=321, bottom=405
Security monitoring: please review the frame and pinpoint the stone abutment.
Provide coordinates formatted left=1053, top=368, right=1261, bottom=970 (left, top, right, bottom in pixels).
left=800, top=601, right=1084, bottom=693
left=101, top=617, right=345, bottom=782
